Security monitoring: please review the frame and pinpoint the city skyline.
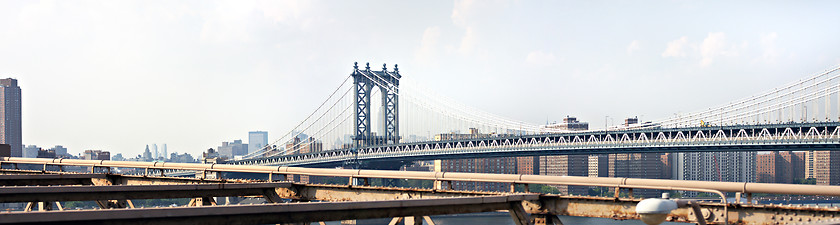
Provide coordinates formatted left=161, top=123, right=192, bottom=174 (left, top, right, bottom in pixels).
left=1, top=1, right=840, bottom=156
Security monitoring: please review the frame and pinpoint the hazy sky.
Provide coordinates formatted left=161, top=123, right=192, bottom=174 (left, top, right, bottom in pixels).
left=1, top=0, right=839, bottom=157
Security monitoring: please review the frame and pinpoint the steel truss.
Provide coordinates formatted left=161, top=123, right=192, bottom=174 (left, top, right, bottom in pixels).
left=233, top=122, right=840, bottom=167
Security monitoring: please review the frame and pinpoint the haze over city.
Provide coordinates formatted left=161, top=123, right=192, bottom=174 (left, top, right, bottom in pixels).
left=1, top=0, right=839, bottom=157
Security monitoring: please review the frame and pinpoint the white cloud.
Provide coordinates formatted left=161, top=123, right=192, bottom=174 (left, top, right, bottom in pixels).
left=457, top=27, right=477, bottom=55
left=526, top=50, right=559, bottom=66
left=17, top=0, right=56, bottom=30
left=662, top=37, right=689, bottom=58
left=415, top=26, right=441, bottom=66
left=758, top=32, right=780, bottom=63
left=199, top=0, right=313, bottom=43
left=627, top=40, right=641, bottom=54
left=700, top=32, right=737, bottom=66
left=451, top=0, right=475, bottom=27
left=258, top=0, right=309, bottom=23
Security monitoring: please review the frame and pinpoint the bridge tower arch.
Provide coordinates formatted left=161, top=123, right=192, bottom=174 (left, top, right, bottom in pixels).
left=352, top=62, right=401, bottom=146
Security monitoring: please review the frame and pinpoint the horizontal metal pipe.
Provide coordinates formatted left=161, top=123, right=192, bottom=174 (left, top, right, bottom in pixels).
left=4, top=157, right=839, bottom=197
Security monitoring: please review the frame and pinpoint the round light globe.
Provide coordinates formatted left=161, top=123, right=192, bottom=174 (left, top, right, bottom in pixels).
left=636, top=198, right=678, bottom=225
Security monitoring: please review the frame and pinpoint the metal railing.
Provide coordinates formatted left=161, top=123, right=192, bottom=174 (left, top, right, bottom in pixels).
left=2, top=157, right=839, bottom=198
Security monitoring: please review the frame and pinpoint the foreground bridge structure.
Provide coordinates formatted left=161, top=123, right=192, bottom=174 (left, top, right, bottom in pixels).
left=3, top=157, right=840, bottom=225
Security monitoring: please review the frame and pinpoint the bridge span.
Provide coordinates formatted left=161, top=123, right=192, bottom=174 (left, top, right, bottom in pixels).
left=237, top=63, right=840, bottom=171
left=3, top=157, right=840, bottom=225
left=233, top=122, right=840, bottom=168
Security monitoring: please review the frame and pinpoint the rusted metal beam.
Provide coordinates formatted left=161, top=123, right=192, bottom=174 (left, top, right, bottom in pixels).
left=277, top=183, right=498, bottom=202
left=0, top=173, right=103, bottom=186
left=0, top=195, right=539, bottom=225
left=273, top=183, right=840, bottom=224
left=0, top=182, right=290, bottom=203
left=525, top=195, right=840, bottom=225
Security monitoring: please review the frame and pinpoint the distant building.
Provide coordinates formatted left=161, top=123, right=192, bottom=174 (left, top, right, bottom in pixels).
left=517, top=156, right=539, bottom=175
left=248, top=131, right=269, bottom=154
left=83, top=150, right=110, bottom=160
left=434, top=128, right=490, bottom=141
left=0, top=144, right=10, bottom=157
left=434, top=128, right=522, bottom=192
left=539, top=117, right=592, bottom=195
left=676, top=152, right=755, bottom=183
left=218, top=140, right=248, bottom=158
left=437, top=157, right=517, bottom=191
left=161, top=144, right=167, bottom=159
left=403, top=161, right=435, bottom=172
left=756, top=151, right=805, bottom=184
left=50, top=145, right=68, bottom=157
left=806, top=150, right=817, bottom=179
left=610, top=153, right=663, bottom=197
left=23, top=145, right=40, bottom=158
left=587, top=117, right=667, bottom=197
left=814, top=151, right=840, bottom=185
left=0, top=78, right=22, bottom=157
left=543, top=116, right=589, bottom=131
left=142, top=145, right=152, bottom=161
left=661, top=153, right=672, bottom=179
left=540, top=155, right=589, bottom=195
left=152, top=144, right=158, bottom=159
left=285, top=137, right=321, bottom=155
left=588, top=154, right=609, bottom=177
left=36, top=149, right=55, bottom=158
left=168, top=152, right=195, bottom=163
left=202, top=148, right=220, bottom=163
left=112, top=153, right=125, bottom=161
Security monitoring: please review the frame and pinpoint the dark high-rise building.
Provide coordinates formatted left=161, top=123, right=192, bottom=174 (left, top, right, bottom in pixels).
left=539, top=155, right=589, bottom=195
left=0, top=78, right=21, bottom=157
left=756, top=151, right=805, bottom=184
left=607, top=153, right=663, bottom=197
left=814, top=151, right=840, bottom=186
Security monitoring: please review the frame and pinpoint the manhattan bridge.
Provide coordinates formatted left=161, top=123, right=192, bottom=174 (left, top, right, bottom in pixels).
left=233, top=63, right=840, bottom=169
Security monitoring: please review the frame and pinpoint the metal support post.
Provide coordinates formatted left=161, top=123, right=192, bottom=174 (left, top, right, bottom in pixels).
left=508, top=201, right=533, bottom=225
left=532, top=214, right=563, bottom=225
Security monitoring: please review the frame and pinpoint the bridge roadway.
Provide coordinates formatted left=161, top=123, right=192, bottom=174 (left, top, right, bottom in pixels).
left=5, top=158, right=840, bottom=224
left=234, top=122, right=840, bottom=168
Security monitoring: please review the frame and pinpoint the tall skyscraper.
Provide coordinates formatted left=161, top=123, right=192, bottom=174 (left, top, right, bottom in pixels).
left=162, top=144, right=167, bottom=160
left=142, top=145, right=152, bottom=161
left=248, top=131, right=269, bottom=154
left=0, top=78, right=22, bottom=157
left=152, top=144, right=158, bottom=159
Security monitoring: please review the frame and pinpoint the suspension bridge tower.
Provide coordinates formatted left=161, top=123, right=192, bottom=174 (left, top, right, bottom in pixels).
left=352, top=62, right=401, bottom=146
